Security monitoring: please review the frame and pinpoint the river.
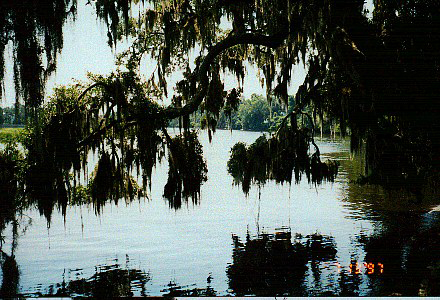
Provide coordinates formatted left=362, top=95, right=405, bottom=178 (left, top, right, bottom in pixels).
left=1, top=129, right=439, bottom=296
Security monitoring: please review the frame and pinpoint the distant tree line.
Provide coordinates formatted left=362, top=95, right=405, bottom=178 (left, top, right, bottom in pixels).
left=1, top=93, right=343, bottom=134
left=0, top=105, right=26, bottom=125
left=170, top=93, right=345, bottom=136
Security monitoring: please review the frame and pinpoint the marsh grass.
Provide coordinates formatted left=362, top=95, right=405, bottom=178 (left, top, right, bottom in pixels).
left=0, top=128, right=24, bottom=144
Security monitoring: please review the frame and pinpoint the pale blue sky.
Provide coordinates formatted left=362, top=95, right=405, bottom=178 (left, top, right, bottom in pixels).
left=2, top=2, right=117, bottom=106
left=2, top=0, right=373, bottom=108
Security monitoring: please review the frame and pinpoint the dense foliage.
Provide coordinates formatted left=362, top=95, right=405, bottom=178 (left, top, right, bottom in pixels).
left=0, top=143, right=24, bottom=232
left=227, top=114, right=339, bottom=194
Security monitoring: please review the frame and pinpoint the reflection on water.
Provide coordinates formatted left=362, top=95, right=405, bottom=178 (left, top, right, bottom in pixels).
left=1, top=131, right=440, bottom=296
left=227, top=230, right=307, bottom=296
left=227, top=230, right=338, bottom=296
left=161, top=280, right=217, bottom=297
left=23, top=257, right=150, bottom=297
left=0, top=252, right=19, bottom=298
left=228, top=224, right=440, bottom=296
left=358, top=212, right=440, bottom=296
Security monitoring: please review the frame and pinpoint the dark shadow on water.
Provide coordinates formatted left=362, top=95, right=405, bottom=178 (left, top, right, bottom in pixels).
left=161, top=280, right=217, bottom=297
left=226, top=224, right=440, bottom=297
left=358, top=212, right=440, bottom=296
left=22, top=258, right=151, bottom=297
left=2, top=223, right=440, bottom=297
left=0, top=252, right=19, bottom=298
left=226, top=230, right=338, bottom=296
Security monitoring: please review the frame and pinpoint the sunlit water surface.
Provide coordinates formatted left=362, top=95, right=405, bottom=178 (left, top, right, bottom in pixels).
left=1, top=130, right=440, bottom=296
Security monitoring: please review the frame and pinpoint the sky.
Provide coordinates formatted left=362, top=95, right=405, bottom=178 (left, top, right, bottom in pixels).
left=2, top=0, right=374, bottom=108
left=2, top=2, right=117, bottom=107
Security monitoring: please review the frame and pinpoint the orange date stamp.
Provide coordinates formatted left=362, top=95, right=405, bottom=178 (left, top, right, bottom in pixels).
left=333, top=262, right=384, bottom=275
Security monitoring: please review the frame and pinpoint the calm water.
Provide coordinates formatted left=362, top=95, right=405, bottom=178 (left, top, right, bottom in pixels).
left=1, top=130, right=440, bottom=297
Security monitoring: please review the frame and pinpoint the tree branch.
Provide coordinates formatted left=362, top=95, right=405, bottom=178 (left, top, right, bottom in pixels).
left=160, top=30, right=290, bottom=120
left=77, top=119, right=119, bottom=150
left=299, top=111, right=320, bottom=156
left=77, top=82, right=109, bottom=104
left=76, top=30, right=290, bottom=151
left=274, top=109, right=320, bottom=156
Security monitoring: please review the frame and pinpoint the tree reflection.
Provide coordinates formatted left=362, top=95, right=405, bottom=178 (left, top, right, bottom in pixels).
left=161, top=280, right=216, bottom=297
left=327, top=144, right=440, bottom=296
left=338, top=266, right=362, bottom=296
left=0, top=212, right=23, bottom=298
left=29, top=260, right=151, bottom=297
left=328, top=144, right=439, bottom=222
left=227, top=230, right=338, bottom=296
left=0, top=251, right=19, bottom=298
left=360, top=221, right=440, bottom=296
left=225, top=227, right=439, bottom=296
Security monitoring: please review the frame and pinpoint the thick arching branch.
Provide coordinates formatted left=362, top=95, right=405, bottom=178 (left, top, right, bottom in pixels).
left=74, top=30, right=291, bottom=152
left=74, top=29, right=292, bottom=152
left=77, top=82, right=109, bottom=104
left=77, top=120, right=119, bottom=149
left=160, top=30, right=290, bottom=120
